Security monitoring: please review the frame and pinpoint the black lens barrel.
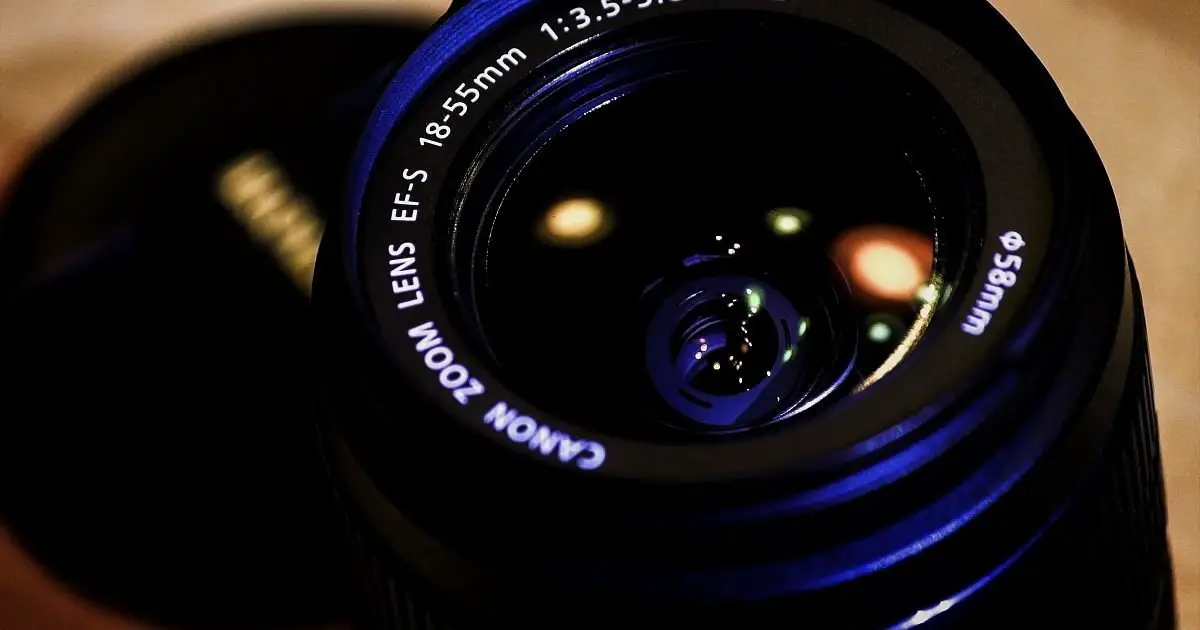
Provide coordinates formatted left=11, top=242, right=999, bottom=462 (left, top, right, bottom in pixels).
left=316, top=1, right=1175, bottom=628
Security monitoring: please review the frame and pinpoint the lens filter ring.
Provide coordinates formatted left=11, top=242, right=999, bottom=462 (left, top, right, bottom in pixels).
left=349, top=0, right=1058, bottom=485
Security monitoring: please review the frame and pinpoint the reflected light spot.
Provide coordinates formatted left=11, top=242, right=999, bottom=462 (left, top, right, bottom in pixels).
left=798, top=318, right=811, bottom=338
left=832, top=225, right=934, bottom=304
left=916, top=283, right=941, bottom=305
left=854, top=242, right=925, bottom=300
left=868, top=321, right=893, bottom=343
left=538, top=198, right=611, bottom=247
left=768, top=208, right=810, bottom=235
left=894, top=599, right=955, bottom=629
left=746, top=288, right=764, bottom=311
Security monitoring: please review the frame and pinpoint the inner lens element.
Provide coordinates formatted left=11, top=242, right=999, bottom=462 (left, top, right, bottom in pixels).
left=450, top=14, right=974, bottom=438
left=643, top=272, right=853, bottom=432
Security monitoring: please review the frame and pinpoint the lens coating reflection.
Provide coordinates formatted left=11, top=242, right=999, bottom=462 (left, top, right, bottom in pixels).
left=768, top=208, right=811, bottom=236
left=537, top=197, right=613, bottom=247
left=643, top=275, right=852, bottom=431
left=833, top=225, right=936, bottom=303
left=455, top=17, right=971, bottom=439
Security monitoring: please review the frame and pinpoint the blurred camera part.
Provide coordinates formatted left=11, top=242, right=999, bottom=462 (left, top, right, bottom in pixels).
left=0, top=8, right=436, bottom=630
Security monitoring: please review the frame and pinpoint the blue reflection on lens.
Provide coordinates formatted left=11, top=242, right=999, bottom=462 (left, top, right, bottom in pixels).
left=645, top=275, right=842, bottom=431
left=887, top=522, right=1044, bottom=628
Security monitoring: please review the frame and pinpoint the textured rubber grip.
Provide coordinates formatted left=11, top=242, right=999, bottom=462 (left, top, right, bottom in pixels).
left=343, top=519, right=454, bottom=630
left=938, top=292, right=1174, bottom=630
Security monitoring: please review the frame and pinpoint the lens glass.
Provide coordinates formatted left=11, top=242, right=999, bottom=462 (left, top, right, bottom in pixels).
left=451, top=15, right=977, bottom=438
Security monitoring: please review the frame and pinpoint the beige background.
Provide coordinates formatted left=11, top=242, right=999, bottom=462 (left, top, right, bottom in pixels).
left=0, top=0, right=1196, bottom=628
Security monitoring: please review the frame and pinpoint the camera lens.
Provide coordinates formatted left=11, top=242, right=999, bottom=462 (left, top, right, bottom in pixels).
left=452, top=17, right=965, bottom=437
left=321, top=2, right=1174, bottom=629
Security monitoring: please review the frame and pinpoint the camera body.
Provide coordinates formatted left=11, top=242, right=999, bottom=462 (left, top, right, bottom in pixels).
left=314, top=1, right=1174, bottom=628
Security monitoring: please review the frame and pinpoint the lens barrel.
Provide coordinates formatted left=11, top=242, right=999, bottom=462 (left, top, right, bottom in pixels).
left=315, top=1, right=1175, bottom=628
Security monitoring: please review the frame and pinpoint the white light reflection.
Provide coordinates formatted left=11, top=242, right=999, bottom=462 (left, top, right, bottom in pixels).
left=893, top=599, right=956, bottom=629
left=854, top=274, right=944, bottom=393
left=767, top=207, right=811, bottom=236
left=916, top=283, right=940, bottom=305
left=887, top=523, right=1043, bottom=629
left=868, top=321, right=894, bottom=344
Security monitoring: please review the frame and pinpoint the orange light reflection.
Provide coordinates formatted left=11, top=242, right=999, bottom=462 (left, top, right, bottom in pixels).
left=833, top=226, right=934, bottom=303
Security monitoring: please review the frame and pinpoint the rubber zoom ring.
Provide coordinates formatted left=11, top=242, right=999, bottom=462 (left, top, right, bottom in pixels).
left=332, top=276, right=1174, bottom=630
left=343, top=516, right=456, bottom=630
left=944, top=274, right=1174, bottom=629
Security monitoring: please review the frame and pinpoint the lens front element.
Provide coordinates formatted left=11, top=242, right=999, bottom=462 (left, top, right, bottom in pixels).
left=459, top=16, right=970, bottom=437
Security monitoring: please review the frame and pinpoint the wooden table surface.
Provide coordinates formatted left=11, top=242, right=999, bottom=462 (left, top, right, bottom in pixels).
left=0, top=1, right=1196, bottom=628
